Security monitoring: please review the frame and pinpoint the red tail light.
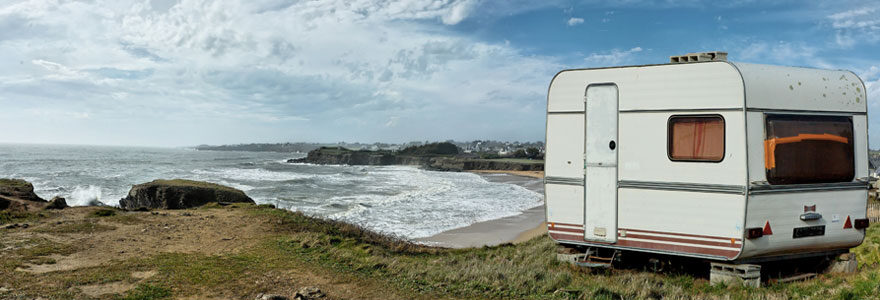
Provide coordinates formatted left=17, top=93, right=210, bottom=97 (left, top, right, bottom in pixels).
left=747, top=227, right=763, bottom=239
left=854, top=218, right=869, bottom=229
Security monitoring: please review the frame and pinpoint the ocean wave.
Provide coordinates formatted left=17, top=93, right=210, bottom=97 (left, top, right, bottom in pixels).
left=317, top=168, right=543, bottom=239
left=192, top=168, right=313, bottom=182
left=69, top=185, right=105, bottom=206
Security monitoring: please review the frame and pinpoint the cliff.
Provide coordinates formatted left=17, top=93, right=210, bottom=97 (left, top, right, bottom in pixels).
left=289, top=147, right=543, bottom=172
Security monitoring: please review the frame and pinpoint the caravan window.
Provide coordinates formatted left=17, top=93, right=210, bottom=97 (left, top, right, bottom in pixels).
left=765, top=114, right=854, bottom=185
left=668, top=115, right=725, bottom=162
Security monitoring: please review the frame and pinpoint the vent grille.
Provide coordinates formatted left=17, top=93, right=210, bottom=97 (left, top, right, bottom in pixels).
left=670, top=51, right=727, bottom=63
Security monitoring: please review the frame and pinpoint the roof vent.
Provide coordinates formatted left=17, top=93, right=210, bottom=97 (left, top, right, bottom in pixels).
left=670, top=51, right=727, bottom=64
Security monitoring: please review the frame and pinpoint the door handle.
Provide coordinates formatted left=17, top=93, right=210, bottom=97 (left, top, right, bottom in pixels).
left=609, top=140, right=616, bottom=150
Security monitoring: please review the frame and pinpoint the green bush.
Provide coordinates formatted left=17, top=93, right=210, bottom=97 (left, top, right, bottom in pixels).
left=89, top=209, right=117, bottom=217
left=118, top=284, right=171, bottom=300
left=398, top=142, right=460, bottom=156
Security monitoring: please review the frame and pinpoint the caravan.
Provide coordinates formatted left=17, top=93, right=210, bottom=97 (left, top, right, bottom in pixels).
left=544, top=52, right=869, bottom=270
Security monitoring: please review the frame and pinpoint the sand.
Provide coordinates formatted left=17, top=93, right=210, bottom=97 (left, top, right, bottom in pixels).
left=415, top=171, right=547, bottom=248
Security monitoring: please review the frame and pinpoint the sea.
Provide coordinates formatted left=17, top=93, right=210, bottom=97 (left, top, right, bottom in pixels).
left=0, top=144, right=543, bottom=239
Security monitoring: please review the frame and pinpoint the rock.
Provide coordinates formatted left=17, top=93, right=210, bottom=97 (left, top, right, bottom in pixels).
left=3, top=223, right=20, bottom=229
left=119, top=179, right=255, bottom=210
left=294, top=287, right=325, bottom=300
left=826, top=253, right=858, bottom=274
left=256, top=294, right=289, bottom=300
left=45, top=196, right=68, bottom=210
left=0, top=178, right=45, bottom=202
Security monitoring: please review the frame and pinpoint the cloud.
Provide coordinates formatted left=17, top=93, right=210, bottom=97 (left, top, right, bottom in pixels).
left=733, top=41, right=831, bottom=68
left=583, top=47, right=643, bottom=66
left=826, top=5, right=880, bottom=47
left=0, top=0, right=560, bottom=146
left=567, top=17, right=584, bottom=26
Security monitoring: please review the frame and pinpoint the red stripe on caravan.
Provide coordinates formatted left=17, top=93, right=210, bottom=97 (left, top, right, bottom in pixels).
left=620, top=228, right=742, bottom=242
left=617, top=239, right=739, bottom=259
left=624, top=233, right=740, bottom=249
left=551, top=222, right=584, bottom=228
left=548, top=227, right=584, bottom=234
left=549, top=232, right=583, bottom=242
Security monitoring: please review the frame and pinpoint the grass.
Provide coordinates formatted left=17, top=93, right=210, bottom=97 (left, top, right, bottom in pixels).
left=90, top=208, right=118, bottom=217
left=118, top=284, right=171, bottom=300
left=0, top=178, right=32, bottom=188
left=104, top=213, right=144, bottom=225
left=0, top=210, right=50, bottom=225
left=34, top=220, right=116, bottom=234
left=247, top=205, right=880, bottom=300
left=139, top=179, right=242, bottom=193
left=852, top=223, right=880, bottom=268
left=2, top=204, right=880, bottom=299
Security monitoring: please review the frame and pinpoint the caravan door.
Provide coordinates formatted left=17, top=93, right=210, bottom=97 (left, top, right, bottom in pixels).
left=584, top=84, right=619, bottom=243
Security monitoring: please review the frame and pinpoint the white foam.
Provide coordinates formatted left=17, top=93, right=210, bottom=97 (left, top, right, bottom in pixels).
left=192, top=168, right=312, bottom=182
left=321, top=167, right=543, bottom=239
left=69, top=185, right=105, bottom=206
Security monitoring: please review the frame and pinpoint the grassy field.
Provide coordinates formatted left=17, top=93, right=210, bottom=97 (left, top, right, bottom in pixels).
left=252, top=207, right=880, bottom=300
left=1, top=204, right=879, bottom=299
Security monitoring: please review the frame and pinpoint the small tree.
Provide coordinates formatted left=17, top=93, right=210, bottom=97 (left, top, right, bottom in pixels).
left=512, top=149, right=527, bottom=158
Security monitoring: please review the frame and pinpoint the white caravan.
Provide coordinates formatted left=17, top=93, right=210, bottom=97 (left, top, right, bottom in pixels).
left=545, top=52, right=869, bottom=265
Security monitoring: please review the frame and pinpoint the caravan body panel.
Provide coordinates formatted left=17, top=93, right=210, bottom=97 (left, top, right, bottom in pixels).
left=546, top=62, right=748, bottom=260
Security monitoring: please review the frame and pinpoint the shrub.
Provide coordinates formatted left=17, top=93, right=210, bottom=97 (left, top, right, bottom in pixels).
left=399, top=142, right=460, bottom=156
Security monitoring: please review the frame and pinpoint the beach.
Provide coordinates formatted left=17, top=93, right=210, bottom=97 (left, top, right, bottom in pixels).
left=416, top=171, right=547, bottom=248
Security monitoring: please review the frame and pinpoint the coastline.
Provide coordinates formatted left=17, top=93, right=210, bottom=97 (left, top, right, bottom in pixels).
left=416, top=171, right=547, bottom=248
left=468, top=169, right=544, bottom=179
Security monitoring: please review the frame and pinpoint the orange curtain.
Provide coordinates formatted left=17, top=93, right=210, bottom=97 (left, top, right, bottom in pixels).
left=670, top=118, right=724, bottom=161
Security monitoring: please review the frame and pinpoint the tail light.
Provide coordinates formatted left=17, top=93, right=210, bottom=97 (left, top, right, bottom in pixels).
left=746, top=227, right=763, bottom=239
left=854, top=218, right=869, bottom=229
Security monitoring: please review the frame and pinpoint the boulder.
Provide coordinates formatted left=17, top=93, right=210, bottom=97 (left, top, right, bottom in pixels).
left=826, top=252, right=858, bottom=274
left=119, top=179, right=254, bottom=210
left=294, top=287, right=324, bottom=300
left=45, top=196, right=68, bottom=210
left=0, top=178, right=45, bottom=202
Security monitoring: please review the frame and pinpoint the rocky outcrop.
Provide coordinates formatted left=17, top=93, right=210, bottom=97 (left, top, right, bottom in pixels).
left=45, top=196, right=68, bottom=210
left=0, top=178, right=45, bottom=202
left=119, top=179, right=255, bottom=210
left=0, top=178, right=48, bottom=211
left=290, top=147, right=544, bottom=172
left=288, top=147, right=425, bottom=166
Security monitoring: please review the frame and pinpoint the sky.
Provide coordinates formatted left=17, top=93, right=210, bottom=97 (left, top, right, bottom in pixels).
left=0, top=0, right=879, bottom=148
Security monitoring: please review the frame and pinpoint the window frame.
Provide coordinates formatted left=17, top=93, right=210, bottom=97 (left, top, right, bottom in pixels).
left=666, top=114, right=726, bottom=163
left=763, top=113, right=855, bottom=185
